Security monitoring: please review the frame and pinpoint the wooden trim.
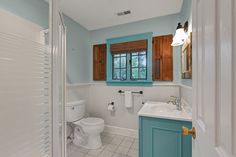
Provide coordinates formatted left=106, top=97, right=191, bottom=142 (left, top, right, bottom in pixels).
left=181, top=33, right=192, bottom=79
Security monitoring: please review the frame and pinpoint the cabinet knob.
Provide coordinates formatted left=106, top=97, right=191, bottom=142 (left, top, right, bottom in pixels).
left=182, top=126, right=196, bottom=139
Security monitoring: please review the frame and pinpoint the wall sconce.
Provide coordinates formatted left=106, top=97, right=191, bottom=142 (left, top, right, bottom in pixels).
left=171, top=21, right=188, bottom=47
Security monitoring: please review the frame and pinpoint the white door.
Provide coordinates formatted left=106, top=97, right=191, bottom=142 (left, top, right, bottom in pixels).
left=192, top=0, right=236, bottom=157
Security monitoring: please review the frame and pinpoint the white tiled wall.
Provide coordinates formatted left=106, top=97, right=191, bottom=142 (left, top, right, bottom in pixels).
left=67, top=83, right=180, bottom=130
left=180, top=85, right=192, bottom=106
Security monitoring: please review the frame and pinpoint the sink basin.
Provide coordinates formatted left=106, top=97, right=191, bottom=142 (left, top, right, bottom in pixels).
left=138, top=101, right=192, bottom=121
left=149, top=102, right=177, bottom=113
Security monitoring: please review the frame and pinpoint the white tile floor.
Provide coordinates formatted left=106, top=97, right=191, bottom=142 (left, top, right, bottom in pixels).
left=67, top=132, right=139, bottom=157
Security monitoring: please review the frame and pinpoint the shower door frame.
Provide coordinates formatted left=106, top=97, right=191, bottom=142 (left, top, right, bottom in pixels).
left=49, top=0, right=67, bottom=157
left=59, top=11, right=67, bottom=157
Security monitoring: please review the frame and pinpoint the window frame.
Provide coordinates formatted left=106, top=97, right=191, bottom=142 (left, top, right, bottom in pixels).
left=106, top=32, right=153, bottom=86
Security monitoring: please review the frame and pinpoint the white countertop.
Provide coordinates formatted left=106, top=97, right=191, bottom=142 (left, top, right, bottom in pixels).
left=138, top=101, right=192, bottom=122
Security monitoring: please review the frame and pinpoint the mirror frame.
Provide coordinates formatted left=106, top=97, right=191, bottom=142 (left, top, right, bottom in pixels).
left=181, top=33, right=192, bottom=79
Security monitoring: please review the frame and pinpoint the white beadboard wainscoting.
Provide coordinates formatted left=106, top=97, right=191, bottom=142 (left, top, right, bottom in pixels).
left=66, top=83, right=191, bottom=136
left=180, top=84, right=192, bottom=106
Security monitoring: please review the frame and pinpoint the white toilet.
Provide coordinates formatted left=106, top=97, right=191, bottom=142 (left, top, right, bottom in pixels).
left=66, top=100, right=104, bottom=149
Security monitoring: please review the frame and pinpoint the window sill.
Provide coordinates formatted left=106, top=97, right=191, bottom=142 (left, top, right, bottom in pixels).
left=106, top=80, right=153, bottom=86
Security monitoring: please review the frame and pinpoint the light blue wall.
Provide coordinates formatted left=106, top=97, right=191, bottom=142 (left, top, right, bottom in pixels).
left=180, top=0, right=193, bottom=87
left=0, top=0, right=91, bottom=84
left=89, top=14, right=182, bottom=83
left=64, top=15, right=90, bottom=84
left=0, top=0, right=191, bottom=85
left=0, top=0, right=49, bottom=28
left=180, top=0, right=192, bottom=23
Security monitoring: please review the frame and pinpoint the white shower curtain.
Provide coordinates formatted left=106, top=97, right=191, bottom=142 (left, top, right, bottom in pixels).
left=0, top=9, right=52, bottom=157
left=0, top=1, right=66, bottom=156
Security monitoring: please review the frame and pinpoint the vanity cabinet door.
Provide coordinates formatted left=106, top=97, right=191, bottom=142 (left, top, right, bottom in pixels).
left=139, top=117, right=192, bottom=157
left=93, top=44, right=106, bottom=80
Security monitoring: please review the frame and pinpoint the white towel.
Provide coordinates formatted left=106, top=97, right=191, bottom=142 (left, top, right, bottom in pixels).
left=124, top=91, right=133, bottom=108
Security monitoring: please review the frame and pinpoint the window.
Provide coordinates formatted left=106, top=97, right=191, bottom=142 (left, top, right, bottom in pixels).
left=112, top=51, right=147, bottom=81
left=106, top=32, right=153, bottom=85
left=112, top=53, right=127, bottom=80
left=131, top=51, right=147, bottom=80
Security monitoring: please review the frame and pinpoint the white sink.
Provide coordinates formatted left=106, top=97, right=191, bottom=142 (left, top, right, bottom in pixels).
left=138, top=101, right=192, bottom=121
left=148, top=102, right=177, bottom=113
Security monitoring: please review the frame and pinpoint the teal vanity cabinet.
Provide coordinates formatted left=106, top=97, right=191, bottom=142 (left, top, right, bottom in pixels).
left=139, top=116, right=192, bottom=157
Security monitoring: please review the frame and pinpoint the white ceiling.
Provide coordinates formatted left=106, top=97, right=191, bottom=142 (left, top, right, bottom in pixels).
left=61, top=0, right=183, bottom=30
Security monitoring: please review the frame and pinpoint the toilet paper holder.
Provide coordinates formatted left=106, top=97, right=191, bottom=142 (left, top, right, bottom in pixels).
left=108, top=102, right=114, bottom=106
left=107, top=102, right=115, bottom=112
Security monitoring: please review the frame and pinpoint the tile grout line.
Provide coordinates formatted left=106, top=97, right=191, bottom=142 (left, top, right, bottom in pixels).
left=127, top=138, right=135, bottom=157
left=111, top=134, right=125, bottom=157
left=115, top=135, right=134, bottom=157
left=68, top=133, right=138, bottom=157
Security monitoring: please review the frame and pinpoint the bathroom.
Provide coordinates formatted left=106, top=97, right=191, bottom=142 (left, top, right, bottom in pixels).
left=66, top=0, right=192, bottom=156
left=0, top=0, right=235, bottom=157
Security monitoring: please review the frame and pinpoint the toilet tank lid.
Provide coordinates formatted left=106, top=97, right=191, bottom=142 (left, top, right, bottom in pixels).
left=66, top=100, right=85, bottom=107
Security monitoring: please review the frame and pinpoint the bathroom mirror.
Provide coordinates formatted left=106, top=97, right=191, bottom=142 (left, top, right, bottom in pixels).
left=181, top=33, right=192, bottom=79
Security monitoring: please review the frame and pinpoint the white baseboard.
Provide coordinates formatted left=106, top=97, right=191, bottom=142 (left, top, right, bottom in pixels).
left=104, top=125, right=138, bottom=138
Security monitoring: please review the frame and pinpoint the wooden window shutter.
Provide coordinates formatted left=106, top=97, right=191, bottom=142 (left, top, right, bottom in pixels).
left=152, top=35, right=173, bottom=81
left=162, top=35, right=173, bottom=80
left=93, top=44, right=106, bottom=80
left=110, top=40, right=147, bottom=54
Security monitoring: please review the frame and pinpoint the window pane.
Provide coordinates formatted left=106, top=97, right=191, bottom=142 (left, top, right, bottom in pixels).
left=113, top=69, right=120, bottom=79
left=139, top=68, right=147, bottom=79
left=139, top=55, right=146, bottom=67
left=132, top=56, right=138, bottom=67
left=114, top=54, right=120, bottom=57
left=114, top=57, right=120, bottom=68
left=121, top=57, right=126, bottom=68
left=112, top=53, right=127, bottom=81
left=121, top=69, right=127, bottom=80
left=140, top=51, right=146, bottom=55
left=131, top=68, right=138, bottom=79
left=130, top=51, right=147, bottom=80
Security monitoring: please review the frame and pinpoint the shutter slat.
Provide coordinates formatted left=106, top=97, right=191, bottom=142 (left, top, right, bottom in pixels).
left=110, top=40, right=147, bottom=54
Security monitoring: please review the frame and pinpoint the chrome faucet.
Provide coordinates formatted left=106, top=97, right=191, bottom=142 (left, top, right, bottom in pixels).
left=167, top=96, right=182, bottom=111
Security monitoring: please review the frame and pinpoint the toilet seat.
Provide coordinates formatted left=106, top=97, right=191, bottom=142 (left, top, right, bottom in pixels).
left=73, top=117, right=104, bottom=126
left=80, top=117, right=104, bottom=126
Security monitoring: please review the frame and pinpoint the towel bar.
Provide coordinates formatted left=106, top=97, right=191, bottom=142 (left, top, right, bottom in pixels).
left=118, top=90, right=143, bottom=94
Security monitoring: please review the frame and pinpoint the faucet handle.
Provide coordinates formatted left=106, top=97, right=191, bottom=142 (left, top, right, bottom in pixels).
left=169, top=96, right=181, bottom=104
left=170, top=96, right=178, bottom=100
left=177, top=97, right=181, bottom=101
left=169, top=96, right=182, bottom=110
left=167, top=96, right=177, bottom=105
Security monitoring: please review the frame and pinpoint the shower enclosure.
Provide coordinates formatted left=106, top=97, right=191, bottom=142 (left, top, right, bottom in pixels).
left=0, top=0, right=66, bottom=157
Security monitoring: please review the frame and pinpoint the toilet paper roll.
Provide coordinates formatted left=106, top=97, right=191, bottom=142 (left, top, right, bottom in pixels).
left=107, top=104, right=115, bottom=111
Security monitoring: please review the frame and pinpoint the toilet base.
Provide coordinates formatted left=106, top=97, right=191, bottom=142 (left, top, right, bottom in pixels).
left=73, top=132, right=102, bottom=150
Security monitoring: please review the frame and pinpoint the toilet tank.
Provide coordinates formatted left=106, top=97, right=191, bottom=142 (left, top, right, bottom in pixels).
left=66, top=100, right=85, bottom=122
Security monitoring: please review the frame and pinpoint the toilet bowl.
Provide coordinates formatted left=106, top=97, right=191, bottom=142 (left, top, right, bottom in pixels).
left=65, top=100, right=105, bottom=149
left=73, top=117, right=104, bottom=149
